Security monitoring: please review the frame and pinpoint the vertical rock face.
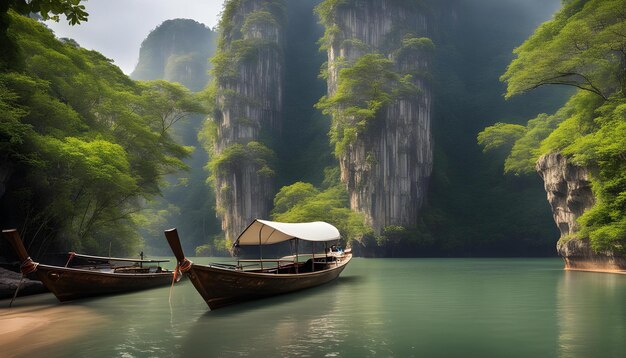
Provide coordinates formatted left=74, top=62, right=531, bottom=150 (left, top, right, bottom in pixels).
left=536, top=153, right=626, bottom=270
left=212, top=0, right=285, bottom=241
left=323, top=0, right=433, bottom=232
left=536, top=153, right=594, bottom=238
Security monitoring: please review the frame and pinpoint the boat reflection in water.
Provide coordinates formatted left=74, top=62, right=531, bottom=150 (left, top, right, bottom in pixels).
left=165, top=219, right=352, bottom=310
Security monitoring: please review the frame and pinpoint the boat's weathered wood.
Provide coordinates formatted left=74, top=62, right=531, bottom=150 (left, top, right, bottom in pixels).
left=164, top=228, right=186, bottom=263
left=31, top=264, right=174, bottom=301
left=164, top=224, right=352, bottom=310
left=3, top=229, right=30, bottom=262
left=2, top=228, right=175, bottom=302
left=191, top=255, right=351, bottom=309
left=70, top=253, right=169, bottom=263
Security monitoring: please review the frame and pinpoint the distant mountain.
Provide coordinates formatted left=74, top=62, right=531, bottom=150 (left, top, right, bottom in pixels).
left=131, top=19, right=217, bottom=91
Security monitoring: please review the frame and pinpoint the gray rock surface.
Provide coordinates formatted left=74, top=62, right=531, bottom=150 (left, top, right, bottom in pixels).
left=0, top=267, right=47, bottom=299
left=212, top=0, right=285, bottom=242
left=325, top=0, right=433, bottom=233
left=536, top=153, right=625, bottom=270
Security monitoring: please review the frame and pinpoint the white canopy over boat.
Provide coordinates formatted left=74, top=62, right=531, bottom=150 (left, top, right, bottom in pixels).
left=234, top=219, right=341, bottom=246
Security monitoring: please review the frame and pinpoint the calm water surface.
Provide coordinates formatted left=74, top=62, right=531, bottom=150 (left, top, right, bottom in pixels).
left=5, top=258, right=626, bottom=357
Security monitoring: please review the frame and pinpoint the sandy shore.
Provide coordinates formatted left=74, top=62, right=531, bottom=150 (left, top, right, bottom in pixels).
left=0, top=295, right=105, bottom=357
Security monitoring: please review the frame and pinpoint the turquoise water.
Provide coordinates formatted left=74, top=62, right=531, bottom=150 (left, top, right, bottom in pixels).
left=5, top=258, right=626, bottom=357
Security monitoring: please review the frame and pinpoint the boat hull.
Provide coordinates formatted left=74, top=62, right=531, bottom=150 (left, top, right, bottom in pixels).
left=186, top=254, right=351, bottom=309
left=32, top=264, right=175, bottom=302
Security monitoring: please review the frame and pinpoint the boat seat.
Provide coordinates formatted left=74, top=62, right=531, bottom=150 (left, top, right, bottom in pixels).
left=300, top=259, right=314, bottom=273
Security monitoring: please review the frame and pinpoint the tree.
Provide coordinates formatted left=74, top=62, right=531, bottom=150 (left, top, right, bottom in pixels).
left=271, top=178, right=368, bottom=245
left=139, top=80, right=206, bottom=136
left=1, top=0, right=88, bottom=69
left=7, top=0, right=88, bottom=24
left=0, top=14, right=201, bottom=255
left=479, top=0, right=626, bottom=253
left=501, top=0, right=625, bottom=100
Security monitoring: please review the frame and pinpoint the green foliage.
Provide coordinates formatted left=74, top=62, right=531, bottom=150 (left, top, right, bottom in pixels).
left=0, top=14, right=201, bottom=255
left=376, top=225, right=434, bottom=253
left=315, top=0, right=349, bottom=28
left=212, top=35, right=280, bottom=83
left=208, top=141, right=276, bottom=182
left=322, top=166, right=341, bottom=188
left=272, top=182, right=319, bottom=214
left=314, top=0, right=349, bottom=50
left=563, top=96, right=626, bottom=253
left=316, top=53, right=418, bottom=156
left=272, top=182, right=368, bottom=244
left=315, top=2, right=431, bottom=161
left=242, top=10, right=279, bottom=33
left=8, top=0, right=88, bottom=25
left=211, top=0, right=285, bottom=84
left=479, top=110, right=570, bottom=175
left=486, top=0, right=626, bottom=252
left=396, top=36, right=435, bottom=64
left=195, top=234, right=230, bottom=256
left=477, top=123, right=526, bottom=154
left=138, top=80, right=206, bottom=136
left=502, top=0, right=626, bottom=100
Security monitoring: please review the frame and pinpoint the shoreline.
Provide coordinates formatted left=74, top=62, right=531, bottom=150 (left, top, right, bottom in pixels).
left=564, top=267, right=626, bottom=275
left=0, top=294, right=105, bottom=357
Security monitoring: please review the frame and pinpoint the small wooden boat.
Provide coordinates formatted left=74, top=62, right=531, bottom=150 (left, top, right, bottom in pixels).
left=165, top=219, right=352, bottom=310
left=3, top=229, right=177, bottom=302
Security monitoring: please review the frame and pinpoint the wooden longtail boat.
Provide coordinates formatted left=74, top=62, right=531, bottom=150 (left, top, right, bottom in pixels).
left=2, top=229, right=177, bottom=302
left=165, top=219, right=352, bottom=310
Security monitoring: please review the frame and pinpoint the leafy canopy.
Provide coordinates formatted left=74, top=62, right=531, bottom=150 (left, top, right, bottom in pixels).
left=316, top=53, right=418, bottom=156
left=479, top=0, right=626, bottom=253
left=272, top=181, right=368, bottom=244
left=0, top=14, right=201, bottom=254
left=502, top=0, right=626, bottom=100
left=8, top=0, right=88, bottom=25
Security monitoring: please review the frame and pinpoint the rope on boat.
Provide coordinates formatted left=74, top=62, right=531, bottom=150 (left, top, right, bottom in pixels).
left=20, top=257, right=38, bottom=275
left=179, top=258, right=193, bottom=273
left=9, top=257, right=39, bottom=308
left=9, top=275, right=25, bottom=308
left=64, top=252, right=76, bottom=267
left=169, top=257, right=193, bottom=304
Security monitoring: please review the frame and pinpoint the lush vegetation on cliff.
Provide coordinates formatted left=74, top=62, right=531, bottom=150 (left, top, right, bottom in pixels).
left=316, top=53, right=424, bottom=156
left=0, top=12, right=201, bottom=255
left=479, top=0, right=626, bottom=253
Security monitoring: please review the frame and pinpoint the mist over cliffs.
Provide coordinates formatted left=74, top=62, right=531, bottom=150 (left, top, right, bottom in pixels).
left=135, top=0, right=569, bottom=257
left=130, top=19, right=221, bottom=254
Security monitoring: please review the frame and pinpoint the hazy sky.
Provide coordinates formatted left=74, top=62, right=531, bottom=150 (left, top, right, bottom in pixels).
left=45, top=0, right=226, bottom=74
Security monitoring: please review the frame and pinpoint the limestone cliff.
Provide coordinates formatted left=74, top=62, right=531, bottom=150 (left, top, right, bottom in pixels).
left=319, top=0, right=433, bottom=233
left=536, top=153, right=626, bottom=271
left=211, top=0, right=285, bottom=242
